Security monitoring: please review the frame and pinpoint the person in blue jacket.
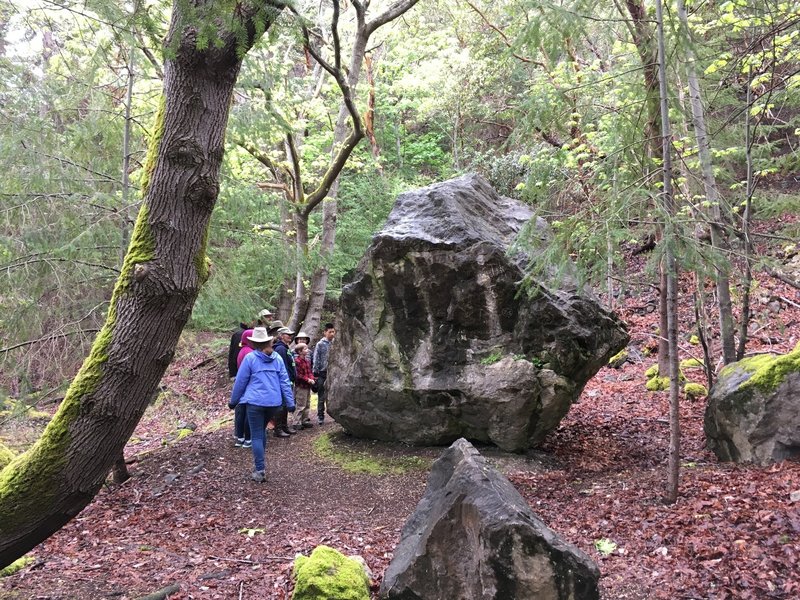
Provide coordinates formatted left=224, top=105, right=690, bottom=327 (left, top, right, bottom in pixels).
left=229, top=327, right=295, bottom=483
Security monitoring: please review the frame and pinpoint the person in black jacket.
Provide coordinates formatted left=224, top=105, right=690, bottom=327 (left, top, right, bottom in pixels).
left=271, top=325, right=297, bottom=437
left=228, top=309, right=274, bottom=378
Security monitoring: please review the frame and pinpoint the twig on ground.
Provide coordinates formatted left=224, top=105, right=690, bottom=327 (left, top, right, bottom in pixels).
left=779, top=295, right=800, bottom=310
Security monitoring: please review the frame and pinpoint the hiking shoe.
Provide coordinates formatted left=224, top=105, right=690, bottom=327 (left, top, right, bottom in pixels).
left=301, top=421, right=314, bottom=429
left=285, top=426, right=298, bottom=435
left=274, top=429, right=290, bottom=438
left=251, top=470, right=266, bottom=483
left=242, top=439, right=252, bottom=448
left=318, top=418, right=325, bottom=425
left=234, top=437, right=245, bottom=447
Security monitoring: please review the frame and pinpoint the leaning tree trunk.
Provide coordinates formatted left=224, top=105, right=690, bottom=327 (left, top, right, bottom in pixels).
left=0, top=1, right=281, bottom=568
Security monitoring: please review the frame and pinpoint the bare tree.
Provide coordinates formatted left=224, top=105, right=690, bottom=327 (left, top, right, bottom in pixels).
left=297, top=0, right=420, bottom=337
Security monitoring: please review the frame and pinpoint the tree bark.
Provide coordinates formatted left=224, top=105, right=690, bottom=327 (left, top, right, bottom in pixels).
left=654, top=0, right=681, bottom=504
left=0, top=0, right=281, bottom=568
left=676, top=0, right=736, bottom=365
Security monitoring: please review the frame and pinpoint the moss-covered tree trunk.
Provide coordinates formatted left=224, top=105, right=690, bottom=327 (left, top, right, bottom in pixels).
left=0, top=0, right=281, bottom=568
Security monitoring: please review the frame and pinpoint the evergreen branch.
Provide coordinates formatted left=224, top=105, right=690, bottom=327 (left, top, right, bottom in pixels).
left=2, top=257, right=120, bottom=274
left=36, top=150, right=120, bottom=184
left=464, top=0, right=540, bottom=65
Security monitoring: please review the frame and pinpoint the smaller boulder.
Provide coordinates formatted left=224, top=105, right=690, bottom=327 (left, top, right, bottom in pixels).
left=705, top=344, right=800, bottom=465
left=293, top=545, right=370, bottom=600
left=380, top=438, right=599, bottom=600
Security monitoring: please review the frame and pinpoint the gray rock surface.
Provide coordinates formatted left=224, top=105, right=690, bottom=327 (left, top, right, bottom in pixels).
left=327, top=174, right=628, bottom=451
left=704, top=347, right=800, bottom=465
left=379, top=438, right=600, bottom=600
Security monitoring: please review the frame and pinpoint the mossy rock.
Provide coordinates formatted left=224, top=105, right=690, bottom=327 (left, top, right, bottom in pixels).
left=0, top=555, right=35, bottom=577
left=683, top=382, right=708, bottom=399
left=607, top=349, right=629, bottom=369
left=689, top=335, right=700, bottom=345
left=0, top=442, right=15, bottom=471
left=680, top=358, right=704, bottom=370
left=644, top=364, right=659, bottom=379
left=735, top=343, right=800, bottom=393
left=646, top=376, right=669, bottom=391
left=704, top=344, right=800, bottom=464
left=293, top=545, right=369, bottom=600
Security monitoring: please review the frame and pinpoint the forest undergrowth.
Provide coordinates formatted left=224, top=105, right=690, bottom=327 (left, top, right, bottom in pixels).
left=1, top=219, right=799, bottom=600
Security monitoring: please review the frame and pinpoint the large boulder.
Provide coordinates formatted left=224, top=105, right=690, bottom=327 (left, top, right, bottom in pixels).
left=327, top=174, right=628, bottom=451
left=704, top=344, right=800, bottom=465
left=379, top=438, right=600, bottom=600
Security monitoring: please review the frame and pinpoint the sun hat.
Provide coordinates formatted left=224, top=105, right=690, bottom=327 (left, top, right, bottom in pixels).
left=258, top=308, right=274, bottom=319
left=294, top=331, right=311, bottom=343
left=267, top=320, right=285, bottom=334
left=247, top=327, right=273, bottom=343
left=276, top=326, right=296, bottom=336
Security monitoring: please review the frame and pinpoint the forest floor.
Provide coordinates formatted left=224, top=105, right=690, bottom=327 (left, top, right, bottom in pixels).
left=2, top=219, right=800, bottom=599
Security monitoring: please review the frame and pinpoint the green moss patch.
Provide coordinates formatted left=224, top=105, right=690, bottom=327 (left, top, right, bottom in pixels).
left=313, top=433, right=430, bottom=475
left=608, top=349, right=628, bottom=368
left=0, top=442, right=15, bottom=471
left=736, top=344, right=800, bottom=393
left=646, top=376, right=669, bottom=391
left=684, top=382, right=708, bottom=398
left=0, top=555, right=34, bottom=577
left=645, top=364, right=659, bottom=379
left=680, top=358, right=704, bottom=370
left=293, top=545, right=369, bottom=600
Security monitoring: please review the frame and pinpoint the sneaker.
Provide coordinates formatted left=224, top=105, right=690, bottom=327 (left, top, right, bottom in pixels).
left=301, top=421, right=314, bottom=429
left=242, top=439, right=252, bottom=448
left=234, top=437, right=245, bottom=447
left=318, top=418, right=325, bottom=426
left=251, top=470, right=266, bottom=483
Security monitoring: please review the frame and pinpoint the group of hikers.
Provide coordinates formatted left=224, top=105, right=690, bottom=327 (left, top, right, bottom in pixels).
left=227, top=308, right=335, bottom=482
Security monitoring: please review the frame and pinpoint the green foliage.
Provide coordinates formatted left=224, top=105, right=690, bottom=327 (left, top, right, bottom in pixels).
left=480, top=349, right=504, bottom=366
left=594, top=538, right=618, bottom=556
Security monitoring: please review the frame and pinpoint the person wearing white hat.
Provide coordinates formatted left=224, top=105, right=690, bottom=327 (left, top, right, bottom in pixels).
left=229, top=327, right=295, bottom=482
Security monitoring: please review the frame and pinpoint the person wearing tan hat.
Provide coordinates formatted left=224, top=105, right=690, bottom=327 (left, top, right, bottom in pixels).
left=256, top=308, right=275, bottom=327
left=229, top=327, right=295, bottom=482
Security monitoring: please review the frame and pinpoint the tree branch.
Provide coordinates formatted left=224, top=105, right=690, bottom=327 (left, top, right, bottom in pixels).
left=366, top=0, right=420, bottom=36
